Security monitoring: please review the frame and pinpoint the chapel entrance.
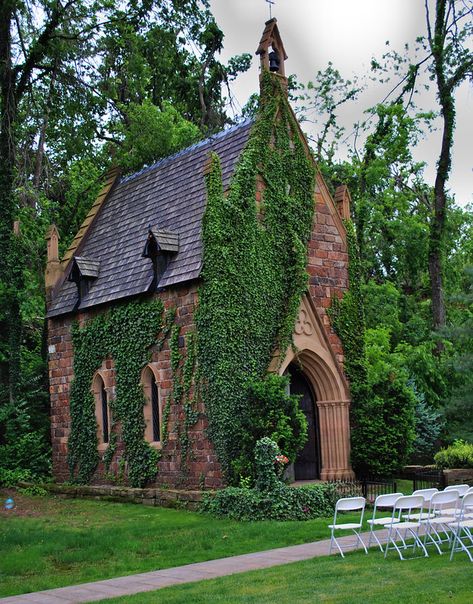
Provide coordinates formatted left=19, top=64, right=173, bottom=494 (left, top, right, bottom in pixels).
left=288, top=364, right=320, bottom=480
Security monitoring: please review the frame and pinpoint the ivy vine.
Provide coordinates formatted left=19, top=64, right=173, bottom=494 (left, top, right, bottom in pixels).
left=168, top=326, right=199, bottom=473
left=196, top=71, right=316, bottom=483
left=68, top=299, right=170, bottom=487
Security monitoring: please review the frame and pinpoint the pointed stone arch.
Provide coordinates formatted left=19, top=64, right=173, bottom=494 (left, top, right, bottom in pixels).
left=275, top=294, right=354, bottom=480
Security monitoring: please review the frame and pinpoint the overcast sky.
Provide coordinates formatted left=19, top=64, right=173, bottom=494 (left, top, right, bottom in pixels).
left=209, top=0, right=473, bottom=207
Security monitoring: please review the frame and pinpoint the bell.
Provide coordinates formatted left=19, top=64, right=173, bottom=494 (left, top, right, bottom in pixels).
left=268, top=50, right=280, bottom=72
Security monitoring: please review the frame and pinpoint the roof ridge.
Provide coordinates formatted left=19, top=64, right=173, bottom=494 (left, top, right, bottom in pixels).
left=120, top=118, right=253, bottom=185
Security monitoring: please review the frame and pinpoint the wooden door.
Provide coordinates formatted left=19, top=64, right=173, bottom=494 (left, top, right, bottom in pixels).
left=290, top=365, right=320, bottom=480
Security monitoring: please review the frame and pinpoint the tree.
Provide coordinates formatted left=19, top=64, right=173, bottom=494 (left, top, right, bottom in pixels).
left=424, top=0, right=473, bottom=331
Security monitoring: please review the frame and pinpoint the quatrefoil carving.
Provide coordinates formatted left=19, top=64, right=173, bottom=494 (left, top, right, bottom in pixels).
left=294, top=309, right=313, bottom=336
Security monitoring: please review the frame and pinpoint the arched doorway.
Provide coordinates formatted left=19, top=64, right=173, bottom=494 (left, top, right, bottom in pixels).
left=288, top=364, right=320, bottom=480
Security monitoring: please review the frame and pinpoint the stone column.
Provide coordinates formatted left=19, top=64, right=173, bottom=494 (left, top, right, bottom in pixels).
left=317, top=399, right=354, bottom=480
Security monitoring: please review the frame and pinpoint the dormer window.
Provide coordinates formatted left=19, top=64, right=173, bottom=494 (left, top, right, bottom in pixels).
left=68, top=256, right=100, bottom=304
left=142, top=227, right=179, bottom=289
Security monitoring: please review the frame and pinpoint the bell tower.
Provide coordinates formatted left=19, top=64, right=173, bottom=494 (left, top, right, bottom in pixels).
left=256, top=18, right=288, bottom=88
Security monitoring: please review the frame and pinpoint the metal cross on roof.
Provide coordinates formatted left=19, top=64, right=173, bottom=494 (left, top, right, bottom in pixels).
left=265, top=0, right=275, bottom=19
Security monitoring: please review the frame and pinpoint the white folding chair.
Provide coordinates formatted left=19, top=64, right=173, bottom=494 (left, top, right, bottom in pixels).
left=384, top=495, right=429, bottom=560
left=328, top=497, right=368, bottom=558
left=422, top=490, right=459, bottom=554
left=449, top=492, right=473, bottom=562
left=402, top=488, right=438, bottom=520
left=441, top=486, right=473, bottom=518
left=367, top=492, right=403, bottom=551
left=444, top=484, right=470, bottom=497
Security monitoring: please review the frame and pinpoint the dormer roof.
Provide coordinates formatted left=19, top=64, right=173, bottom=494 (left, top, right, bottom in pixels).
left=144, top=228, right=179, bottom=255
left=68, top=257, right=101, bottom=282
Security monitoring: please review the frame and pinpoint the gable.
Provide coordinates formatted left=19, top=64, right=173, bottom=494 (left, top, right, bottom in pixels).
left=278, top=293, right=349, bottom=402
left=47, top=120, right=253, bottom=318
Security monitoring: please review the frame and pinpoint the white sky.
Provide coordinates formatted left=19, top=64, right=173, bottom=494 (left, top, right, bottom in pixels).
left=209, top=0, right=473, bottom=208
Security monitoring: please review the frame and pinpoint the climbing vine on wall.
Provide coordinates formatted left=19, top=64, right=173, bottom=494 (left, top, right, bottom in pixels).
left=196, top=71, right=316, bottom=484
left=68, top=299, right=171, bottom=487
left=167, top=325, right=199, bottom=473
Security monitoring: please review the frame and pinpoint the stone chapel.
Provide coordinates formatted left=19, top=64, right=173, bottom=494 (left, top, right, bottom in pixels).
left=46, top=19, right=354, bottom=490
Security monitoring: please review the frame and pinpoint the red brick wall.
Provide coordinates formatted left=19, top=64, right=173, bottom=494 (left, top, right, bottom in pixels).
left=48, top=318, right=73, bottom=482
left=48, top=283, right=223, bottom=489
left=307, top=189, right=349, bottom=368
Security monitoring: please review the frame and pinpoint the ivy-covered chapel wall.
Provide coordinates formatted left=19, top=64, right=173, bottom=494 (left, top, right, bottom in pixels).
left=48, top=282, right=224, bottom=489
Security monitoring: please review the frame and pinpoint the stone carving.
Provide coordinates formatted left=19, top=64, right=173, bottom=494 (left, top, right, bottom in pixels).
left=294, top=309, right=313, bottom=336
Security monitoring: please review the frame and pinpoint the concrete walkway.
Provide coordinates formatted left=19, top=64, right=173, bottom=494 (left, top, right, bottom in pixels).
left=0, top=530, right=389, bottom=604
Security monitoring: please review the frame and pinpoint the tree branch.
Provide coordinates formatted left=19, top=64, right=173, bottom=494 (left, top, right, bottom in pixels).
left=14, top=0, right=76, bottom=101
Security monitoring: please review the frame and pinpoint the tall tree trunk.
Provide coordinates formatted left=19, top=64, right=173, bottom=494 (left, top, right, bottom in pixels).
left=33, top=63, right=58, bottom=190
left=427, top=0, right=451, bottom=333
left=0, top=1, right=22, bottom=404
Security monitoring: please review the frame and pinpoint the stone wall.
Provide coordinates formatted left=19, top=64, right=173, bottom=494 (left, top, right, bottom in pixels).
left=48, top=282, right=224, bottom=490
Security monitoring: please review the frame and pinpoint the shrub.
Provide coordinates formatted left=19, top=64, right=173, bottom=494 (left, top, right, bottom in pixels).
left=434, top=440, right=473, bottom=469
left=254, top=437, right=281, bottom=492
left=0, top=430, right=51, bottom=477
left=18, top=485, right=48, bottom=497
left=201, top=437, right=338, bottom=521
left=200, top=482, right=338, bottom=521
left=0, top=468, right=33, bottom=487
left=411, top=393, right=444, bottom=463
left=231, top=375, right=307, bottom=485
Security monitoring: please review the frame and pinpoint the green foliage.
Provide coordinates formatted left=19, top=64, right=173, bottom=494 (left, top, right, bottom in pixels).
left=0, top=467, right=33, bottom=488
left=434, top=440, right=473, bottom=470
left=114, top=101, right=200, bottom=173
left=0, top=431, right=51, bottom=478
left=330, top=221, right=416, bottom=477
left=442, top=267, right=473, bottom=441
left=168, top=326, right=200, bottom=471
left=354, top=328, right=416, bottom=476
left=254, top=437, right=281, bottom=493
left=232, top=375, right=307, bottom=483
left=201, top=438, right=335, bottom=521
left=196, top=71, right=315, bottom=484
left=68, top=299, right=168, bottom=487
left=18, top=485, right=48, bottom=497
left=200, top=482, right=337, bottom=521
left=412, top=393, right=444, bottom=463
left=363, top=281, right=402, bottom=344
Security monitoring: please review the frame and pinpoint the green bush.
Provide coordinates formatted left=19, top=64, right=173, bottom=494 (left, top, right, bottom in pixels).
left=434, top=440, right=473, bottom=469
left=0, top=430, right=51, bottom=478
left=201, top=437, right=337, bottom=521
left=254, top=437, right=282, bottom=492
left=18, top=485, right=48, bottom=497
left=0, top=467, right=33, bottom=487
left=200, top=482, right=338, bottom=521
left=231, top=375, right=307, bottom=484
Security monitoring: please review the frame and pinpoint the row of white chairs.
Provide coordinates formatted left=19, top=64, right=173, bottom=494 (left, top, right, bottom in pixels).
left=328, top=484, right=473, bottom=561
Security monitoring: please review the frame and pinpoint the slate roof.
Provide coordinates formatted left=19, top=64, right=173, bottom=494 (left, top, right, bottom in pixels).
left=47, top=119, right=253, bottom=318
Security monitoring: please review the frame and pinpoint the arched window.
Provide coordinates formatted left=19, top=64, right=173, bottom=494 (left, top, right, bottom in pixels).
left=100, top=378, right=109, bottom=444
left=92, top=370, right=112, bottom=449
left=141, top=365, right=161, bottom=445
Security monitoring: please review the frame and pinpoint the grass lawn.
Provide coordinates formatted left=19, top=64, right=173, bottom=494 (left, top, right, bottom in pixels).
left=1, top=488, right=355, bottom=598
left=98, top=549, right=473, bottom=604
